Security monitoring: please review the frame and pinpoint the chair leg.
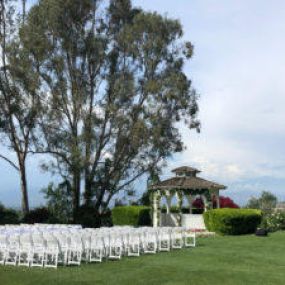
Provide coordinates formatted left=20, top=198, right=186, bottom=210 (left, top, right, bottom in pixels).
left=128, top=244, right=140, bottom=257
left=0, top=248, right=6, bottom=265
left=67, top=250, right=82, bottom=266
left=5, top=249, right=18, bottom=266
left=44, top=251, right=58, bottom=268
left=31, top=251, right=44, bottom=267
left=159, top=240, right=170, bottom=252
left=89, top=248, right=102, bottom=262
left=184, top=234, right=196, bottom=247
left=18, top=250, right=31, bottom=267
left=108, top=246, right=121, bottom=260
left=144, top=242, right=156, bottom=254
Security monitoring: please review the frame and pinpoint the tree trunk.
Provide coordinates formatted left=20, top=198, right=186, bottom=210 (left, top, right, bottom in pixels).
left=19, top=158, right=29, bottom=214
left=83, top=99, right=94, bottom=207
left=84, top=174, right=92, bottom=207
left=72, top=171, right=81, bottom=220
left=84, top=130, right=92, bottom=206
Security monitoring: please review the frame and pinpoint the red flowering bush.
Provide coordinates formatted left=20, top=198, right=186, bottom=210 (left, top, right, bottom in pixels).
left=192, top=198, right=204, bottom=209
left=214, top=196, right=239, bottom=208
left=192, top=196, right=239, bottom=209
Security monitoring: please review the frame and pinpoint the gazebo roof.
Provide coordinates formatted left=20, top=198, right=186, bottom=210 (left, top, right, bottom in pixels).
left=171, top=166, right=201, bottom=175
left=149, top=166, right=226, bottom=191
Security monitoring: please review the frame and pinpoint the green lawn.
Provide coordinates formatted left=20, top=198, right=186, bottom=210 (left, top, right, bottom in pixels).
left=1, top=232, right=285, bottom=285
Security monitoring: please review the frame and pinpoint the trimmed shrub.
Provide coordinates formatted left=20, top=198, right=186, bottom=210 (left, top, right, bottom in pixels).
left=22, top=207, right=54, bottom=224
left=74, top=206, right=113, bottom=228
left=138, top=207, right=152, bottom=226
left=0, top=204, right=19, bottom=224
left=74, top=206, right=101, bottom=228
left=112, top=206, right=151, bottom=226
left=203, top=208, right=262, bottom=235
left=100, top=210, right=113, bottom=227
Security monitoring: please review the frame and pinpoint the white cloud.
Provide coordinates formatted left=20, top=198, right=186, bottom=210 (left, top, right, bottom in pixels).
left=143, top=0, right=285, bottom=198
left=2, top=0, right=285, bottom=207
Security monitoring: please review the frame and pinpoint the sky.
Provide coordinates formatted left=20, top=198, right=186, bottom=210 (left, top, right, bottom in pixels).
left=0, top=0, right=285, bottom=208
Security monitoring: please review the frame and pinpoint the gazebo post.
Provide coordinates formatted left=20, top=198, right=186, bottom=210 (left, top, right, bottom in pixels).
left=186, top=194, right=193, bottom=214
left=152, top=191, right=158, bottom=227
left=201, top=194, right=208, bottom=212
left=166, top=191, right=172, bottom=214
left=176, top=190, right=183, bottom=226
left=216, top=189, right=220, bottom=208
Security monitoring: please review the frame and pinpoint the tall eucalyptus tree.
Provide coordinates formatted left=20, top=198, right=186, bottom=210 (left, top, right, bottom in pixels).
left=19, top=0, right=200, bottom=216
left=0, top=0, right=42, bottom=213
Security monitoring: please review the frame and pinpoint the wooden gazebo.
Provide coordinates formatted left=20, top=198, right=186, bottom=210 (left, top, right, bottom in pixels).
left=148, top=166, right=226, bottom=227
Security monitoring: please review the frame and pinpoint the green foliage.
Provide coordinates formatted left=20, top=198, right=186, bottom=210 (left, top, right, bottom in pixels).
left=137, top=207, right=152, bottom=226
left=246, top=191, right=277, bottom=212
left=73, top=206, right=112, bottom=228
left=22, top=207, right=54, bottom=224
left=246, top=197, right=260, bottom=209
left=0, top=0, right=42, bottom=214
left=203, top=208, right=262, bottom=235
left=17, top=0, right=199, bottom=213
left=138, top=191, right=151, bottom=206
left=261, top=210, right=285, bottom=232
left=42, top=181, right=73, bottom=224
left=0, top=204, right=19, bottom=225
left=112, top=206, right=151, bottom=226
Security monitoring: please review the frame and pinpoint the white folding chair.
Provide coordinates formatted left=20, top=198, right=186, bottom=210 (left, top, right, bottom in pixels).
left=18, top=233, right=32, bottom=266
left=0, top=234, right=7, bottom=265
left=67, top=235, right=82, bottom=266
left=31, top=234, right=45, bottom=267
left=184, top=229, right=196, bottom=247
left=108, top=233, right=122, bottom=260
left=44, top=234, right=59, bottom=268
left=81, top=232, right=91, bottom=262
left=158, top=228, right=171, bottom=252
left=89, top=234, right=104, bottom=262
left=143, top=229, right=157, bottom=254
left=171, top=228, right=183, bottom=249
left=127, top=231, right=140, bottom=257
left=55, top=233, right=69, bottom=265
left=5, top=235, right=20, bottom=266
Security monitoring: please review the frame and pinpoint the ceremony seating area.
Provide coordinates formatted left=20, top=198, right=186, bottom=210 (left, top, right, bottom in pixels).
left=0, top=224, right=196, bottom=269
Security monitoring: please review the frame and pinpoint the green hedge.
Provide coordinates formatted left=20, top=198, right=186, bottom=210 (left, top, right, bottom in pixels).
left=112, top=206, right=151, bottom=226
left=0, top=204, right=19, bottom=225
left=203, top=208, right=262, bottom=235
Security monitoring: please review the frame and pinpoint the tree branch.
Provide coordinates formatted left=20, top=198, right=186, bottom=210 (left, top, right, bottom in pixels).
left=0, top=153, right=19, bottom=171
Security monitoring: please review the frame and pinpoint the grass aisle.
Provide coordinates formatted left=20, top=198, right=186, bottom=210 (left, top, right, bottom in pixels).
left=0, top=232, right=285, bottom=285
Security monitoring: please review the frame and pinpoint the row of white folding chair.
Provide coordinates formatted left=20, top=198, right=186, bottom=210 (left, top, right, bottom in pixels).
left=0, top=226, right=196, bottom=268
left=88, top=228, right=162, bottom=258
left=157, top=227, right=196, bottom=249
left=0, top=233, right=58, bottom=268
left=82, top=230, right=138, bottom=261
left=87, top=228, right=159, bottom=260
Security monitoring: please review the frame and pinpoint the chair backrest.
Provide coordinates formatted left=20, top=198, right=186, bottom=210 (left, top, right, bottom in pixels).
left=20, top=233, right=32, bottom=246
left=0, top=234, right=7, bottom=246
left=32, top=234, right=45, bottom=247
